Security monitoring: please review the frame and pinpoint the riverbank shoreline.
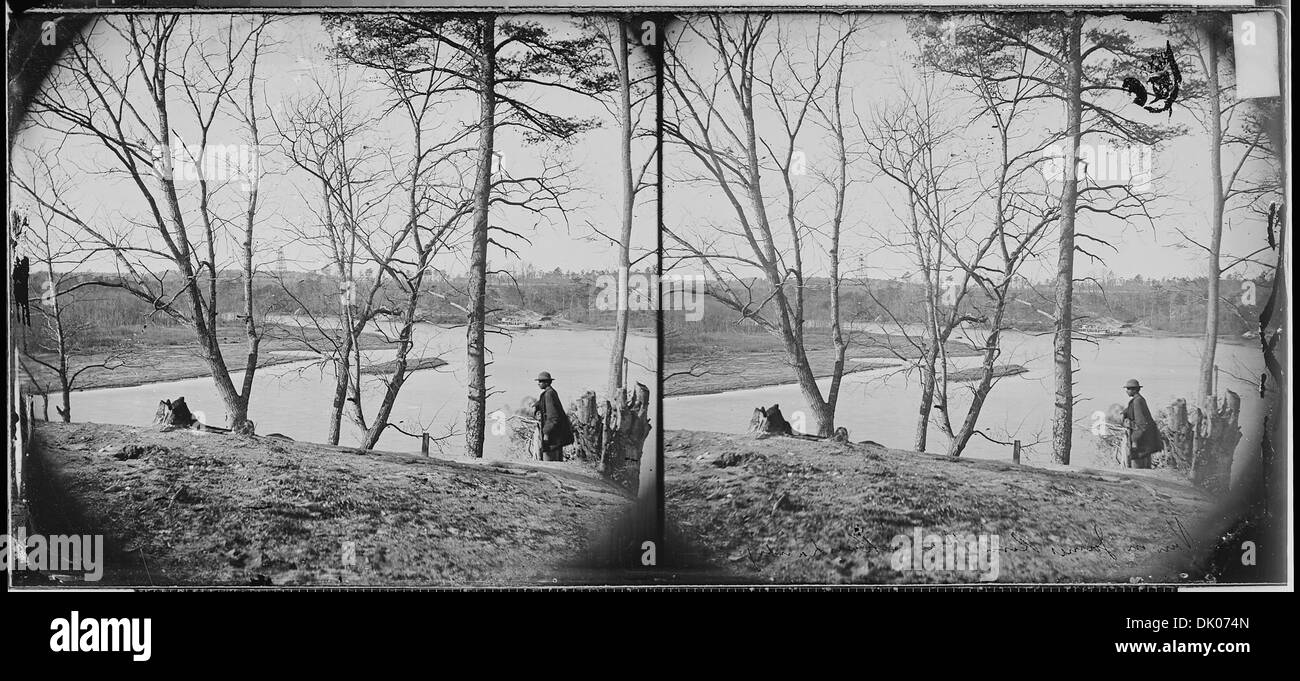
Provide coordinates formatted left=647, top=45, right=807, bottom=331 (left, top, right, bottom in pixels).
left=664, top=357, right=903, bottom=398
left=360, top=355, right=449, bottom=376
left=947, top=364, right=1028, bottom=382
left=18, top=322, right=446, bottom=394
left=664, top=323, right=1252, bottom=398
left=664, top=330, right=982, bottom=397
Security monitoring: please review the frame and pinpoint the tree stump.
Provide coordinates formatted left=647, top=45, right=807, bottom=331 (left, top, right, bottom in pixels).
left=152, top=397, right=231, bottom=434
left=1191, top=391, right=1240, bottom=495
left=1161, top=398, right=1195, bottom=469
left=747, top=404, right=793, bottom=436
left=569, top=384, right=651, bottom=490
left=746, top=404, right=847, bottom=442
left=570, top=390, right=604, bottom=463
left=607, top=383, right=652, bottom=489
left=153, top=397, right=198, bottom=428
left=1157, top=391, right=1241, bottom=495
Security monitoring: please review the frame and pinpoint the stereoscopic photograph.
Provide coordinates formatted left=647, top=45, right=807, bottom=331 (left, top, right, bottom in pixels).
left=4, top=3, right=1290, bottom=594
left=8, top=10, right=659, bottom=586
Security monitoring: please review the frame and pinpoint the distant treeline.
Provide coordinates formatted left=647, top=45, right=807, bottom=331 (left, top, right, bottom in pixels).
left=666, top=274, right=1274, bottom=340
left=26, top=269, right=654, bottom=333
left=29, top=269, right=1264, bottom=342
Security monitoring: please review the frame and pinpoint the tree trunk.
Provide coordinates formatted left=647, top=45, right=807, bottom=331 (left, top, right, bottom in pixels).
left=162, top=158, right=250, bottom=432
left=157, top=83, right=251, bottom=433
left=327, top=332, right=354, bottom=446
left=824, top=79, right=849, bottom=438
left=914, top=249, right=941, bottom=451
left=47, top=255, right=72, bottom=423
left=914, top=348, right=936, bottom=452
left=770, top=291, right=833, bottom=436
left=946, top=306, right=1007, bottom=457
left=1051, top=16, right=1083, bottom=466
left=1196, top=23, right=1225, bottom=405
left=209, top=358, right=250, bottom=432
left=238, top=44, right=263, bottom=434
left=464, top=17, right=497, bottom=459
left=358, top=272, right=427, bottom=450
left=786, top=335, right=833, bottom=437
left=58, top=378, right=70, bottom=423
left=606, top=22, right=634, bottom=400
left=740, top=58, right=834, bottom=438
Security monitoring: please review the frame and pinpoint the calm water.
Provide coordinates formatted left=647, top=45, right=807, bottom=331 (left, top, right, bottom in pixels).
left=666, top=329, right=1267, bottom=470
left=57, top=323, right=1266, bottom=473
left=66, top=325, right=656, bottom=460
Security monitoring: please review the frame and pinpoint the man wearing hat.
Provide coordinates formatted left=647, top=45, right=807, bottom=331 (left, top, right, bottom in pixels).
left=1121, top=378, right=1162, bottom=469
left=533, top=371, right=574, bottom=461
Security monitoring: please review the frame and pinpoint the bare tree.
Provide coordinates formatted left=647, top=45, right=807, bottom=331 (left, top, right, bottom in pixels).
left=273, top=53, right=475, bottom=449
left=329, top=15, right=614, bottom=457
left=862, top=52, right=1065, bottom=456
left=1171, top=18, right=1282, bottom=405
left=273, top=64, right=383, bottom=445
left=19, top=15, right=278, bottom=432
left=586, top=17, right=657, bottom=399
left=859, top=74, right=979, bottom=452
left=663, top=14, right=861, bottom=437
left=920, top=14, right=1179, bottom=464
left=14, top=201, right=128, bottom=422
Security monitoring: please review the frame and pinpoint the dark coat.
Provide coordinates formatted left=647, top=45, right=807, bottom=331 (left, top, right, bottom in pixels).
left=13, top=256, right=29, bottom=296
left=1124, top=393, right=1163, bottom=456
left=534, top=385, right=574, bottom=447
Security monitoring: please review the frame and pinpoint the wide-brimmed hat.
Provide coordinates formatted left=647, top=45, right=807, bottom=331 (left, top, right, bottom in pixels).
left=536, top=371, right=553, bottom=382
left=1123, top=378, right=1142, bottom=389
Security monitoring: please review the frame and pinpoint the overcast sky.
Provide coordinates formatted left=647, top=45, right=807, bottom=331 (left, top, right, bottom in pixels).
left=12, top=13, right=658, bottom=276
left=11, top=11, right=1279, bottom=284
left=663, top=13, right=1280, bottom=284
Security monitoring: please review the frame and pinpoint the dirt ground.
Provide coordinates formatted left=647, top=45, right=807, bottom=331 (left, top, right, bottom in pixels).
left=21, top=422, right=634, bottom=587
left=666, top=430, right=1220, bottom=584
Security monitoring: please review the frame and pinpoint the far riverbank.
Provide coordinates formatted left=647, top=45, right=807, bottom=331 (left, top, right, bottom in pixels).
left=18, top=322, right=409, bottom=393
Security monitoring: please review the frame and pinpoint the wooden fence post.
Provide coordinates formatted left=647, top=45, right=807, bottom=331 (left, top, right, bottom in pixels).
left=1013, top=440, right=1021, bottom=464
left=421, top=432, right=430, bottom=456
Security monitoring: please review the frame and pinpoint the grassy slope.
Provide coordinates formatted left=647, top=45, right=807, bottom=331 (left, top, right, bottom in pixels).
left=666, top=430, right=1214, bottom=584
left=26, top=422, right=632, bottom=586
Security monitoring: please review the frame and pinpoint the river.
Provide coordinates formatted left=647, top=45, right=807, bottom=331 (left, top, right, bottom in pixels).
left=53, top=324, right=1268, bottom=474
left=64, top=324, right=657, bottom=460
left=665, top=328, right=1267, bottom=472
